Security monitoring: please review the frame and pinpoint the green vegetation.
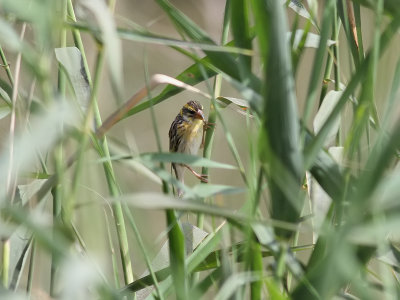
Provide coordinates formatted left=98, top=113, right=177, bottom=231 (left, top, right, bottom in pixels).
left=0, top=0, right=400, bottom=299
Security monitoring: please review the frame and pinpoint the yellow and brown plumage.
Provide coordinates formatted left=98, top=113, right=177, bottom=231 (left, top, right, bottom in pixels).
left=169, top=100, right=208, bottom=196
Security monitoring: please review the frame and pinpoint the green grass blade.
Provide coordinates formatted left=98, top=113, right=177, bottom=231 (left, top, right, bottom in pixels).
left=309, top=146, right=346, bottom=201
left=198, top=0, right=231, bottom=230
left=344, top=0, right=383, bottom=159
left=304, top=12, right=400, bottom=169
left=252, top=0, right=304, bottom=238
left=155, top=0, right=261, bottom=92
left=302, top=0, right=335, bottom=127
left=353, top=3, right=365, bottom=58
left=250, top=240, right=263, bottom=300
left=230, top=0, right=252, bottom=78
left=115, top=26, right=253, bottom=55
left=166, top=209, right=188, bottom=299
left=337, top=0, right=361, bottom=64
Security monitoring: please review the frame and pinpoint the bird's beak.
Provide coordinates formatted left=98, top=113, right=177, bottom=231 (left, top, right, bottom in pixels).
left=195, top=110, right=205, bottom=122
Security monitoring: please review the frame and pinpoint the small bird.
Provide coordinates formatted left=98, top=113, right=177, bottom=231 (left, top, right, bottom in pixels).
left=169, top=100, right=208, bottom=196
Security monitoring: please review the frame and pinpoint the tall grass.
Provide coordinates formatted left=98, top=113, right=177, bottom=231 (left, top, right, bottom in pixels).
left=0, top=0, right=400, bottom=299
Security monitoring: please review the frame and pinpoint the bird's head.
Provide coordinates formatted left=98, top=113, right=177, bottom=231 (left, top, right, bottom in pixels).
left=180, top=100, right=205, bottom=123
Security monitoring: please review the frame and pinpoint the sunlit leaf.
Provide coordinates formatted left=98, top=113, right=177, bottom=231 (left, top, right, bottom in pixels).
left=216, top=96, right=249, bottom=109
left=289, top=30, right=336, bottom=49
left=283, top=0, right=317, bottom=27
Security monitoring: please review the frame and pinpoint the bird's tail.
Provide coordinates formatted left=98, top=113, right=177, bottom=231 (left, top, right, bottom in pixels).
left=172, top=163, right=185, bottom=197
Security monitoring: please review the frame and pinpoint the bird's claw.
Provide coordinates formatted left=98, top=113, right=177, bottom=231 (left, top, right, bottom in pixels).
left=198, top=174, right=208, bottom=183
left=201, top=122, right=216, bottom=147
left=203, top=122, right=215, bottom=130
left=185, top=164, right=209, bottom=183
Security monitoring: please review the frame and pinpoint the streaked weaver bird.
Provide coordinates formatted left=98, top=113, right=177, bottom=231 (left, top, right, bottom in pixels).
left=169, top=100, right=208, bottom=196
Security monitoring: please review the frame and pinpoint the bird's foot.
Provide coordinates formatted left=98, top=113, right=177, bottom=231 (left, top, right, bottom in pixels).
left=184, top=164, right=208, bottom=183
left=201, top=122, right=216, bottom=147
left=203, top=122, right=215, bottom=130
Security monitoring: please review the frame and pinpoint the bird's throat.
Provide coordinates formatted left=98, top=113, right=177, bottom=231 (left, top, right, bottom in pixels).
left=183, top=118, right=204, bottom=154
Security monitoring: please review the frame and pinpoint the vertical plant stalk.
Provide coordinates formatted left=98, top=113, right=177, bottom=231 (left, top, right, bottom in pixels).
left=6, top=23, right=26, bottom=203
left=109, top=54, right=165, bottom=299
left=50, top=1, right=68, bottom=296
left=313, top=4, right=340, bottom=267
left=166, top=209, right=188, bottom=300
left=66, top=47, right=103, bottom=224
left=108, top=184, right=134, bottom=286
left=250, top=240, right=263, bottom=300
left=122, top=203, right=164, bottom=299
left=333, top=4, right=341, bottom=92
left=50, top=184, right=61, bottom=297
left=0, top=46, right=14, bottom=88
left=104, top=209, right=120, bottom=289
left=2, top=23, right=26, bottom=290
left=344, top=0, right=383, bottom=160
left=67, top=0, right=134, bottom=286
left=197, top=0, right=230, bottom=229
left=332, top=3, right=342, bottom=149
left=89, top=50, right=134, bottom=286
left=67, top=0, right=92, bottom=85
left=252, top=0, right=304, bottom=238
left=319, top=5, right=341, bottom=105
left=302, top=0, right=335, bottom=127
left=231, top=0, right=264, bottom=296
